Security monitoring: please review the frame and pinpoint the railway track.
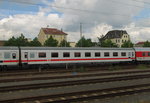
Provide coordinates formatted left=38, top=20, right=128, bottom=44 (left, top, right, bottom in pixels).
left=1, top=72, right=150, bottom=93
left=0, top=68, right=105, bottom=77
left=0, top=64, right=137, bottom=77
left=1, top=83, right=150, bottom=103
left=1, top=69, right=150, bottom=83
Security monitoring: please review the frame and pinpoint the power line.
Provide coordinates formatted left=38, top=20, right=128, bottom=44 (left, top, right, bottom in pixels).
left=131, top=0, right=150, bottom=5
left=0, top=0, right=147, bottom=17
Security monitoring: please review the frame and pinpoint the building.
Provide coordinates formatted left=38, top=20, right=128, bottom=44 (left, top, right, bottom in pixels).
left=38, top=28, right=68, bottom=45
left=69, top=42, right=76, bottom=47
left=103, top=30, right=130, bottom=47
left=0, top=40, right=6, bottom=46
left=134, top=42, right=145, bottom=47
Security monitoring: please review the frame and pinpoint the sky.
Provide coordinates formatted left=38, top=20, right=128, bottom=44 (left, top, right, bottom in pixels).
left=0, top=0, right=150, bottom=43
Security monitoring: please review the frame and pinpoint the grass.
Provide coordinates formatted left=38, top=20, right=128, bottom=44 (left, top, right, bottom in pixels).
left=72, top=66, right=87, bottom=73
left=108, top=65, right=122, bottom=71
left=137, top=64, right=148, bottom=69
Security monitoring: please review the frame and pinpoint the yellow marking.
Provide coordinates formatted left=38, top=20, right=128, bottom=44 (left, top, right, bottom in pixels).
left=134, top=88, right=141, bottom=90
left=111, top=91, right=117, bottom=93
left=82, top=101, right=88, bottom=103
left=60, top=97, right=66, bottom=100
left=92, top=93, right=98, bottom=96
left=126, top=89, right=133, bottom=91
left=119, top=90, right=125, bottom=92
left=72, top=96, right=77, bottom=98
left=48, top=99, right=54, bottom=102
left=102, top=92, right=107, bottom=94
left=82, top=95, right=88, bottom=97
left=35, top=101, right=41, bottom=103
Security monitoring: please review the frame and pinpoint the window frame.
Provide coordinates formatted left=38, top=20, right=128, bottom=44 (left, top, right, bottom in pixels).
left=104, top=52, right=109, bottom=57
left=95, top=52, right=101, bottom=57
left=51, top=52, right=59, bottom=58
left=74, top=52, right=81, bottom=57
left=63, top=52, right=70, bottom=58
left=4, top=52, right=11, bottom=59
left=85, top=52, right=91, bottom=57
left=113, top=52, right=118, bottom=57
left=38, top=52, right=46, bottom=58
left=121, top=52, right=126, bottom=56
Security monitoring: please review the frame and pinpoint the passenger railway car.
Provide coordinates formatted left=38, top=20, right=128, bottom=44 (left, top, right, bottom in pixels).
left=0, top=47, right=136, bottom=69
left=135, top=48, right=150, bottom=62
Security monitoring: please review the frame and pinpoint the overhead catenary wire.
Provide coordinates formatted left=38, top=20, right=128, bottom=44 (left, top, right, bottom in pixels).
left=0, top=0, right=149, bottom=18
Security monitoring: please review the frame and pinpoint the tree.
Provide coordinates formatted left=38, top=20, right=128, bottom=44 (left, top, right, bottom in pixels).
left=44, top=36, right=58, bottom=47
left=16, top=34, right=29, bottom=46
left=59, top=40, right=70, bottom=47
left=143, top=41, right=150, bottom=47
left=4, top=36, right=16, bottom=46
left=29, top=37, right=41, bottom=46
left=97, top=35, right=105, bottom=46
left=101, top=39, right=118, bottom=47
left=76, top=36, right=94, bottom=47
left=121, top=41, right=133, bottom=48
left=4, top=34, right=29, bottom=46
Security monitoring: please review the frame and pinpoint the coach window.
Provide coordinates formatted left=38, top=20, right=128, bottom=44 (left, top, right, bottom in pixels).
left=12, top=53, right=16, bottom=59
left=39, top=52, right=46, bottom=58
left=95, top=52, right=100, bottom=57
left=4, top=52, right=11, bottom=59
left=113, top=52, right=118, bottom=57
left=85, top=52, right=91, bottom=57
left=63, top=52, right=70, bottom=57
left=148, top=52, right=150, bottom=56
left=104, top=52, right=109, bottom=57
left=142, top=52, right=146, bottom=57
left=51, top=52, right=58, bottom=58
left=121, top=52, right=126, bottom=56
left=74, top=52, right=81, bottom=57
left=30, top=53, right=35, bottom=58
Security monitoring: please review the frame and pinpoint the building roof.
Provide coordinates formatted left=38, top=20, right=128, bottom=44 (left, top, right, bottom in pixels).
left=103, top=30, right=128, bottom=39
left=136, top=42, right=145, bottom=45
left=42, top=28, right=68, bottom=35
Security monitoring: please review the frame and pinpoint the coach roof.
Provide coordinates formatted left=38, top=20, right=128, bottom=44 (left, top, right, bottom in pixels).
left=20, top=47, right=133, bottom=51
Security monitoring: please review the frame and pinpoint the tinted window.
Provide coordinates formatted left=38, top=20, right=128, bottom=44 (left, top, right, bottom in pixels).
left=63, top=52, right=70, bottom=57
left=74, top=52, right=81, bottom=57
left=24, top=52, right=28, bottom=58
left=142, top=52, right=146, bottom=56
left=121, top=52, right=126, bottom=56
left=12, top=53, right=16, bottom=59
left=95, top=52, right=100, bottom=57
left=148, top=52, right=150, bottom=56
left=30, top=53, right=35, bottom=58
left=113, top=52, right=118, bottom=57
left=85, top=52, right=91, bottom=57
left=51, top=52, right=58, bottom=58
left=39, top=52, right=46, bottom=58
left=4, top=52, right=11, bottom=59
left=104, top=52, right=109, bottom=57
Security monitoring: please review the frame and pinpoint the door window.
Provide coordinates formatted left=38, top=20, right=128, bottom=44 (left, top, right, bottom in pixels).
left=12, top=53, right=16, bottom=59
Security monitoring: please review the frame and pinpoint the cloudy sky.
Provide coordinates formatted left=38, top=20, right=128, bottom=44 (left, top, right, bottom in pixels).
left=0, top=0, right=150, bottom=43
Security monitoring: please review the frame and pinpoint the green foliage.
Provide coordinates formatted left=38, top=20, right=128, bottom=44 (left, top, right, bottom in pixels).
left=137, top=64, right=147, bottom=69
left=59, top=39, right=70, bottom=47
left=143, top=41, right=150, bottom=47
left=29, top=37, right=41, bottom=46
left=101, top=39, right=118, bottom=47
left=121, top=41, right=133, bottom=48
left=44, top=36, right=58, bottom=47
left=4, top=34, right=29, bottom=46
left=76, top=36, right=94, bottom=47
left=97, top=35, right=105, bottom=46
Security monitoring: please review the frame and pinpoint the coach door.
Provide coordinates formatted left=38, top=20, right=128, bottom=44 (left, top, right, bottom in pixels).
left=12, top=52, right=17, bottom=64
left=24, top=52, right=28, bottom=64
